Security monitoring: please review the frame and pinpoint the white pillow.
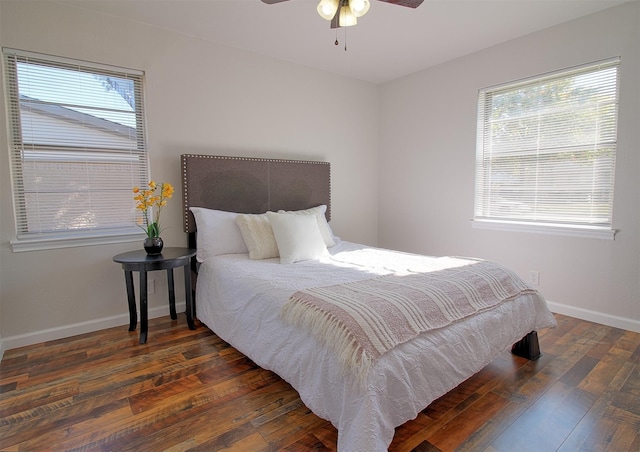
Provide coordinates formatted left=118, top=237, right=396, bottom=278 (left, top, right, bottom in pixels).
left=278, top=205, right=336, bottom=248
left=235, top=213, right=279, bottom=260
left=266, top=211, right=328, bottom=264
left=190, top=207, right=248, bottom=262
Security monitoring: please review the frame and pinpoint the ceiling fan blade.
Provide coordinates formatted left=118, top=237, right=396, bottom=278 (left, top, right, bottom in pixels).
left=261, top=0, right=290, bottom=4
left=377, top=0, right=424, bottom=8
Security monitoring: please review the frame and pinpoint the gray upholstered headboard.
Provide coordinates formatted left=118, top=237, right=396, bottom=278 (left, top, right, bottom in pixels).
left=181, top=154, right=331, bottom=234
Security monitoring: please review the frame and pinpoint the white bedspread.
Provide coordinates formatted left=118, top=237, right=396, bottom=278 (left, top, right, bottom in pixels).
left=196, top=241, right=557, bottom=451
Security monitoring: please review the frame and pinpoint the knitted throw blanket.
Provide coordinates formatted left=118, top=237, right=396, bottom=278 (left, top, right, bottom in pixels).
left=282, top=260, right=537, bottom=383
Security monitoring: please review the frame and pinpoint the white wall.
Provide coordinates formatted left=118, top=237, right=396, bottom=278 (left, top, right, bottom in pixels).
left=379, top=2, right=640, bottom=331
left=0, top=1, right=379, bottom=351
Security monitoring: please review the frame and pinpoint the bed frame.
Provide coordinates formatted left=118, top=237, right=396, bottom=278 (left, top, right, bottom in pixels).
left=180, top=153, right=540, bottom=359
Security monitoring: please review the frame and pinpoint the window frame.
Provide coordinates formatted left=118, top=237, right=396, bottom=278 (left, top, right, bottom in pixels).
left=472, top=58, right=620, bottom=240
left=3, top=48, right=150, bottom=252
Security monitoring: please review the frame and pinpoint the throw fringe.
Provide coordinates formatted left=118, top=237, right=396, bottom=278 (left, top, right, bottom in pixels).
left=282, top=297, right=374, bottom=385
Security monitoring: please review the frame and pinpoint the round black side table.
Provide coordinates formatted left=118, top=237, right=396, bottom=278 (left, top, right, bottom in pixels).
left=113, top=247, right=197, bottom=344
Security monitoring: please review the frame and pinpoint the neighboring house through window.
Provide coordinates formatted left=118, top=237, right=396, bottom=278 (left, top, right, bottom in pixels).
left=473, top=58, right=620, bottom=239
left=3, top=49, right=149, bottom=251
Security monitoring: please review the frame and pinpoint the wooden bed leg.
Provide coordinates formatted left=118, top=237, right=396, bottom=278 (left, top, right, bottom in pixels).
left=511, top=331, right=541, bottom=360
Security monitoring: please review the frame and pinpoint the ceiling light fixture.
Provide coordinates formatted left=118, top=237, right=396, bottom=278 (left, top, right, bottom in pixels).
left=263, top=0, right=423, bottom=50
left=317, top=0, right=370, bottom=27
left=263, top=0, right=424, bottom=30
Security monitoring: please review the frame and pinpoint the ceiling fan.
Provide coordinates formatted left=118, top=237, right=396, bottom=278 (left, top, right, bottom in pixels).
left=261, top=0, right=424, bottom=28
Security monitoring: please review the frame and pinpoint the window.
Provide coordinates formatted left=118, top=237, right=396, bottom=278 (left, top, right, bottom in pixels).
left=473, top=58, right=620, bottom=239
left=3, top=49, right=149, bottom=251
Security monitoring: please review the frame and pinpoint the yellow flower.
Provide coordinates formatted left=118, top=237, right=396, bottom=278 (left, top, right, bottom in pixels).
left=162, top=184, right=174, bottom=198
left=133, top=180, right=174, bottom=238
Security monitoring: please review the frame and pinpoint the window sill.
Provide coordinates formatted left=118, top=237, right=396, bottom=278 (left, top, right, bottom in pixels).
left=11, top=231, right=146, bottom=252
left=471, top=219, right=616, bottom=240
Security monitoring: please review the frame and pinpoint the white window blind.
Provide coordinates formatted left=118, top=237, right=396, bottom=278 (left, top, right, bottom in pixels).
left=474, top=58, right=619, bottom=235
left=4, top=49, right=149, bottom=248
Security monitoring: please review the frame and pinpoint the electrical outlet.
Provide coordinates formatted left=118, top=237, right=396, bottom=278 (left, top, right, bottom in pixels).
left=528, top=271, right=540, bottom=286
left=148, top=278, right=155, bottom=294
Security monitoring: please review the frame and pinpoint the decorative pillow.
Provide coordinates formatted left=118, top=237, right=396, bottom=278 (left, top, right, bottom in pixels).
left=235, top=213, right=279, bottom=260
left=266, top=211, right=328, bottom=264
left=190, top=207, right=248, bottom=262
left=278, top=205, right=336, bottom=248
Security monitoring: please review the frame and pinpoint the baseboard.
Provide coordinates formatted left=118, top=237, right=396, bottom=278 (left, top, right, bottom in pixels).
left=546, top=300, right=640, bottom=333
left=0, top=302, right=186, bottom=360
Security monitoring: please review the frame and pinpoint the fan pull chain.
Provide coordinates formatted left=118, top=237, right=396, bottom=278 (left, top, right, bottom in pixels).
left=332, top=20, right=346, bottom=51
left=344, top=25, right=347, bottom=51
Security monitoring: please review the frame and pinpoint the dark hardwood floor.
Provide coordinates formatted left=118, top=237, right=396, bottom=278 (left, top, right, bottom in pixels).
left=1, top=313, right=638, bottom=451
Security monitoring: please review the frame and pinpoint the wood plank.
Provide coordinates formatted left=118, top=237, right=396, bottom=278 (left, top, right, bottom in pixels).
left=558, top=358, right=638, bottom=451
left=0, top=379, right=79, bottom=417
left=559, top=354, right=600, bottom=387
left=488, top=381, right=596, bottom=451
left=427, top=391, right=510, bottom=451
left=579, top=345, right=632, bottom=396
left=389, top=412, right=433, bottom=452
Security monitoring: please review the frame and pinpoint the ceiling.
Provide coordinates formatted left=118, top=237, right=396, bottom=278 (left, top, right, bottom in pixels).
left=61, top=0, right=631, bottom=84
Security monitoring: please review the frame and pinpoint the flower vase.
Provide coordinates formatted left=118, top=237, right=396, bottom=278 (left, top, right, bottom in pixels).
left=144, top=237, right=164, bottom=255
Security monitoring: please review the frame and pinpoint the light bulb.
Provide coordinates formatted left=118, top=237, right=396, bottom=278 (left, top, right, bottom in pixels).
left=317, top=0, right=339, bottom=21
left=339, top=5, right=357, bottom=26
left=349, top=0, right=370, bottom=18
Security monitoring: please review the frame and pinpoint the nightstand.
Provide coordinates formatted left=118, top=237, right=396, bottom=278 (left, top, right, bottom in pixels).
left=113, top=247, right=197, bottom=344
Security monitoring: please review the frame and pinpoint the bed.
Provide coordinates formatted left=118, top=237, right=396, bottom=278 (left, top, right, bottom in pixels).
left=180, top=154, right=557, bottom=451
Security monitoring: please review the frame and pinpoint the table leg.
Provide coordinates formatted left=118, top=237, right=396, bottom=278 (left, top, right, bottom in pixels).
left=124, top=270, right=137, bottom=331
left=184, top=264, right=196, bottom=330
left=167, top=268, right=177, bottom=320
left=139, top=271, right=148, bottom=344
